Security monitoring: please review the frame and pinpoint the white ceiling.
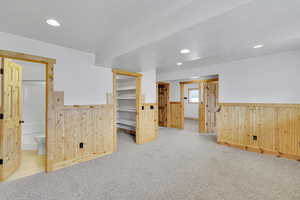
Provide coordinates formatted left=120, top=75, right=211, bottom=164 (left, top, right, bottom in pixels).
left=1, top=0, right=300, bottom=71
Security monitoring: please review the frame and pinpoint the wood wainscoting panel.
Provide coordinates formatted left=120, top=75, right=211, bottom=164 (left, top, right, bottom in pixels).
left=139, top=103, right=158, bottom=144
left=49, top=101, right=114, bottom=171
left=169, top=102, right=182, bottom=129
left=278, top=107, right=300, bottom=156
left=218, top=103, right=300, bottom=161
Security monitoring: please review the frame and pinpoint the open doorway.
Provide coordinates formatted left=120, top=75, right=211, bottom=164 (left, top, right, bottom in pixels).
left=112, top=69, right=143, bottom=146
left=1, top=58, right=46, bottom=181
left=182, top=82, right=199, bottom=132
left=0, top=50, right=55, bottom=182
left=180, top=77, right=219, bottom=133
left=157, top=82, right=170, bottom=127
left=157, top=76, right=219, bottom=133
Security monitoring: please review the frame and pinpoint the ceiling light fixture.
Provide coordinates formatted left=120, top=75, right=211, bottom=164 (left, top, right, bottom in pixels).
left=253, top=44, right=264, bottom=49
left=176, top=62, right=183, bottom=66
left=190, top=76, right=199, bottom=79
left=46, top=19, right=60, bottom=27
left=180, top=49, right=191, bottom=54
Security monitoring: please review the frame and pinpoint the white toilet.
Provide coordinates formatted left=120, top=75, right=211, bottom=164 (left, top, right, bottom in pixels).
left=34, top=135, right=45, bottom=155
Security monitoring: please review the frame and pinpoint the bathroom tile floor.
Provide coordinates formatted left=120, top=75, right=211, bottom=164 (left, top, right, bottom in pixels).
left=7, top=150, right=45, bottom=182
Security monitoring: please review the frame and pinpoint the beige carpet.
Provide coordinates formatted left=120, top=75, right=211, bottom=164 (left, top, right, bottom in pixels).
left=0, top=123, right=300, bottom=200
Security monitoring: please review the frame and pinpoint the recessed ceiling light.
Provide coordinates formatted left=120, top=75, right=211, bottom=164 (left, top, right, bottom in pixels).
left=253, top=44, right=264, bottom=49
left=180, top=49, right=191, bottom=54
left=176, top=62, right=183, bottom=66
left=46, top=19, right=60, bottom=27
left=191, top=76, right=199, bottom=79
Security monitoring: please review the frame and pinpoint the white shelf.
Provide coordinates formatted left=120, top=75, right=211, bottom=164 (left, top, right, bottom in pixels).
left=117, top=107, right=136, bottom=112
left=117, top=74, right=137, bottom=133
left=117, top=96, right=136, bottom=100
left=117, top=86, right=136, bottom=91
left=117, top=124, right=136, bottom=131
left=117, top=119, right=136, bottom=127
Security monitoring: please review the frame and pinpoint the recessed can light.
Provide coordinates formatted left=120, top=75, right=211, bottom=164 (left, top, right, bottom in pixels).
left=46, top=19, right=60, bottom=27
left=176, top=62, right=183, bottom=66
left=253, top=44, right=264, bottom=49
left=180, top=49, right=190, bottom=54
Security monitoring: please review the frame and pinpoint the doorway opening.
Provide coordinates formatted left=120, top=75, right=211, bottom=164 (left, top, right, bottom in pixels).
left=1, top=59, right=46, bottom=181
left=0, top=50, right=55, bottom=182
left=180, top=77, right=219, bottom=134
left=156, top=75, right=219, bottom=134
left=157, top=82, right=170, bottom=127
left=182, top=82, right=199, bottom=132
left=112, top=69, right=143, bottom=147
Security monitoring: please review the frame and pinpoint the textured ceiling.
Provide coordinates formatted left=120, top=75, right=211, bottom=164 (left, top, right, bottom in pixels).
left=1, top=0, right=300, bottom=71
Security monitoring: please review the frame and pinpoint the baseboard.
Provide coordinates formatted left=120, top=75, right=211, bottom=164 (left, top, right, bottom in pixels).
left=184, top=117, right=198, bottom=120
left=49, top=151, right=114, bottom=172
left=218, top=140, right=300, bottom=162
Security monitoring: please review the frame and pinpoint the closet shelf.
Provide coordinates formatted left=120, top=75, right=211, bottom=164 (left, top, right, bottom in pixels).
left=117, top=96, right=136, bottom=100
left=117, top=87, right=136, bottom=91
left=117, top=119, right=136, bottom=127
left=117, top=107, right=136, bottom=112
left=117, top=124, right=136, bottom=131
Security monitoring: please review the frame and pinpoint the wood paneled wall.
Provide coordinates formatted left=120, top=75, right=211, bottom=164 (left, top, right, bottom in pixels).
left=48, top=92, right=114, bottom=171
left=138, top=103, right=158, bottom=144
left=218, top=103, right=300, bottom=161
left=169, top=102, right=182, bottom=129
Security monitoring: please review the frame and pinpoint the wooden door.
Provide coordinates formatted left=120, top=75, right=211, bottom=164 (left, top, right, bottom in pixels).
left=205, top=82, right=218, bottom=133
left=158, top=84, right=169, bottom=127
left=0, top=58, right=22, bottom=181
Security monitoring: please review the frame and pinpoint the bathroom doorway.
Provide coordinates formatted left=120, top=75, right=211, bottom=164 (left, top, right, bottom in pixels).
left=0, top=58, right=46, bottom=181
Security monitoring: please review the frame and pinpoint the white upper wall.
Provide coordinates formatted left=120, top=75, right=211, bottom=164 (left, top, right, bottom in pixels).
left=141, top=69, right=157, bottom=103
left=0, top=32, right=112, bottom=105
left=158, top=50, right=300, bottom=104
left=0, top=32, right=157, bottom=104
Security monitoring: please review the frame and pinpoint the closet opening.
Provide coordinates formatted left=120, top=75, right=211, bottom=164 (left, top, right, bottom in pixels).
left=112, top=69, right=142, bottom=147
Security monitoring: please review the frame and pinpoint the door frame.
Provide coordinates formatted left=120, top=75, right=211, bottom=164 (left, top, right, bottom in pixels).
left=112, top=69, right=142, bottom=146
left=179, top=78, right=218, bottom=132
left=0, top=49, right=56, bottom=174
left=156, top=82, right=170, bottom=127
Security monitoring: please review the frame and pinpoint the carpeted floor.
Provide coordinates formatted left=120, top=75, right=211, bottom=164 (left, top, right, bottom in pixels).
left=1, top=121, right=300, bottom=200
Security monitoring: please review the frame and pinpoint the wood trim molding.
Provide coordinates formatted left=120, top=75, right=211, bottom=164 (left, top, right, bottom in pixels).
left=169, top=101, right=181, bottom=104
left=112, top=69, right=142, bottom=77
left=218, top=141, right=300, bottom=162
left=185, top=117, right=198, bottom=120
left=180, top=78, right=218, bottom=85
left=0, top=49, right=56, bottom=64
left=156, top=81, right=170, bottom=86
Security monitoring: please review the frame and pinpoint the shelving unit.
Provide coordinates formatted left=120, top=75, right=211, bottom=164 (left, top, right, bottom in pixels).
left=116, top=74, right=138, bottom=134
